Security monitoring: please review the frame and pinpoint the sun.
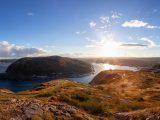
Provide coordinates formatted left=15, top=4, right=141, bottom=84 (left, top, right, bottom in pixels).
left=99, top=41, right=120, bottom=57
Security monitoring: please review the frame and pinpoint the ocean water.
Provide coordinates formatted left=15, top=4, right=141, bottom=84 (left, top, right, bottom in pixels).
left=0, top=63, right=138, bottom=92
left=0, top=62, right=10, bottom=73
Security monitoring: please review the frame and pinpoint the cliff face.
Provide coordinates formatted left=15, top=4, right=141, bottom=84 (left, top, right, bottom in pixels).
left=6, top=56, right=93, bottom=80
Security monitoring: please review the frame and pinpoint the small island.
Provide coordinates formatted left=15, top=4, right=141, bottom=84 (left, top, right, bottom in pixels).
left=1, top=56, right=93, bottom=80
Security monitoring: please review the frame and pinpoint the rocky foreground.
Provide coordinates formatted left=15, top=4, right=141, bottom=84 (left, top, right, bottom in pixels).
left=0, top=80, right=93, bottom=120
left=0, top=97, right=92, bottom=120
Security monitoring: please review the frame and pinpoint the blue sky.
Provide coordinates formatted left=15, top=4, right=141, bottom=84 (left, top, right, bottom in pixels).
left=0, top=0, right=160, bottom=58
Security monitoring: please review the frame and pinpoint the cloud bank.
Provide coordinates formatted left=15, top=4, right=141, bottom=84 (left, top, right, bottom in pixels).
left=120, top=37, right=158, bottom=48
left=122, top=20, right=148, bottom=28
left=120, top=43, right=147, bottom=47
left=0, top=41, right=46, bottom=58
left=122, top=20, right=160, bottom=29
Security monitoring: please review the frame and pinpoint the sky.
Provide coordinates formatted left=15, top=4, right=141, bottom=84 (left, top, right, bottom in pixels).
left=0, top=0, right=160, bottom=58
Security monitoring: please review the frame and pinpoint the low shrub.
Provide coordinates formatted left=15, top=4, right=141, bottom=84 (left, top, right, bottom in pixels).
left=60, top=90, right=106, bottom=115
left=117, top=103, right=146, bottom=112
left=71, top=91, right=90, bottom=102
left=81, top=98, right=105, bottom=114
left=36, top=92, right=53, bottom=97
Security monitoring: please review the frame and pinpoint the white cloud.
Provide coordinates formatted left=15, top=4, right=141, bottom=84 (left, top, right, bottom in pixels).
left=27, top=12, right=34, bottom=16
left=122, top=20, right=148, bottom=28
left=111, top=11, right=122, bottom=19
left=122, top=20, right=160, bottom=29
left=140, top=37, right=157, bottom=47
left=86, top=35, right=159, bottom=49
left=0, top=41, right=46, bottom=58
left=89, top=21, right=96, bottom=28
left=146, top=25, right=160, bottom=29
left=120, top=37, right=159, bottom=48
left=99, top=16, right=109, bottom=23
left=75, top=31, right=80, bottom=34
left=59, top=52, right=97, bottom=58
left=89, top=12, right=121, bottom=31
left=111, top=13, right=121, bottom=19
left=111, top=14, right=120, bottom=19
left=75, top=31, right=86, bottom=35
left=99, top=25, right=107, bottom=29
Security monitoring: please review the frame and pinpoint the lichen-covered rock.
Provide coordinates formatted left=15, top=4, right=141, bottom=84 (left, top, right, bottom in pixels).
left=0, top=98, right=93, bottom=120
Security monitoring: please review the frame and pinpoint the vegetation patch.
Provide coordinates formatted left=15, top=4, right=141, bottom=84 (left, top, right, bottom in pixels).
left=116, top=103, right=147, bottom=112
left=60, top=90, right=106, bottom=115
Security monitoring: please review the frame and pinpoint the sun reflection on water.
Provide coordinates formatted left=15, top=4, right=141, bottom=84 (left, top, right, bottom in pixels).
left=103, top=64, right=115, bottom=70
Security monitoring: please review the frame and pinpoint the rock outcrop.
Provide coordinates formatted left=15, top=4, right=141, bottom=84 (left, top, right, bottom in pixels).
left=0, top=99, right=92, bottom=120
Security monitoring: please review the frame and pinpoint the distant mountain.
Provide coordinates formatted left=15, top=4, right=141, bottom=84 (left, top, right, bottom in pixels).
left=82, top=57, right=160, bottom=67
left=0, top=59, right=17, bottom=63
left=5, top=56, right=93, bottom=80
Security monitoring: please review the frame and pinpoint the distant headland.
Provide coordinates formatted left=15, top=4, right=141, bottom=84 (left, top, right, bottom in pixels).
left=0, top=56, right=94, bottom=80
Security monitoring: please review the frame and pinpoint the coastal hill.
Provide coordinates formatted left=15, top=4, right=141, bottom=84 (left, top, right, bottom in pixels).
left=5, top=56, right=93, bottom=80
left=89, top=65, right=160, bottom=119
left=0, top=65, right=159, bottom=119
left=90, top=67, right=160, bottom=100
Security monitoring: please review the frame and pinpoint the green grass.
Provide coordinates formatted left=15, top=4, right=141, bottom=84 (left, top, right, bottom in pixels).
left=35, top=85, right=62, bottom=98
left=116, top=103, right=147, bottom=112
left=36, top=92, right=53, bottom=98
left=81, top=98, right=106, bottom=114
left=60, top=90, right=106, bottom=115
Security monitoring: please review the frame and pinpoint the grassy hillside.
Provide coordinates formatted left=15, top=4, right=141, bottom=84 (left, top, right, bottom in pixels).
left=0, top=80, right=113, bottom=120
left=90, top=69, right=160, bottom=101
left=89, top=68, right=160, bottom=119
left=0, top=75, right=160, bottom=120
